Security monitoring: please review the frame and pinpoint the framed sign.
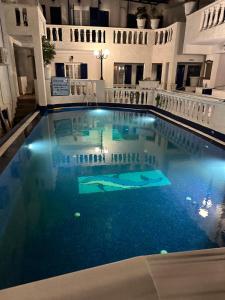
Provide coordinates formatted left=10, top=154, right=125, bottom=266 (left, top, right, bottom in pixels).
left=51, top=77, right=70, bottom=96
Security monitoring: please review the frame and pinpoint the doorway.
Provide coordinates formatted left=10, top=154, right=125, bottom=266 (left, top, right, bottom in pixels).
left=14, top=46, right=36, bottom=96
left=50, top=7, right=62, bottom=25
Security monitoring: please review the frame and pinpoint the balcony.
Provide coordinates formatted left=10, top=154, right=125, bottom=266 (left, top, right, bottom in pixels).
left=184, top=0, right=225, bottom=53
left=46, top=24, right=152, bottom=51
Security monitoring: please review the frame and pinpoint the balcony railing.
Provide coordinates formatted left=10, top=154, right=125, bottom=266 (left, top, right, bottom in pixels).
left=154, top=26, right=173, bottom=45
left=200, top=0, right=225, bottom=31
left=46, top=25, right=152, bottom=46
left=105, top=88, right=225, bottom=134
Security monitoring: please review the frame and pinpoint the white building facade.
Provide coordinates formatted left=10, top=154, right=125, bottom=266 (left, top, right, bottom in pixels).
left=0, top=0, right=225, bottom=132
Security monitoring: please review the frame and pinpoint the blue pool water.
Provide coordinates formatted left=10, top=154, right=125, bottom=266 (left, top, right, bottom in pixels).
left=0, top=108, right=225, bottom=289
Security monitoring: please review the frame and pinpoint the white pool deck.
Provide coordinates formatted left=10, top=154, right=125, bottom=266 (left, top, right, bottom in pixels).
left=0, top=247, right=225, bottom=300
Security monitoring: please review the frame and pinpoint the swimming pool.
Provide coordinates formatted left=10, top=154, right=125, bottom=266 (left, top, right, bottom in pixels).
left=0, top=108, right=225, bottom=289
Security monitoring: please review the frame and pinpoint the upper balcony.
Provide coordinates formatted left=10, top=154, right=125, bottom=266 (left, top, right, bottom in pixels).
left=45, top=22, right=180, bottom=56
left=184, top=0, right=225, bottom=54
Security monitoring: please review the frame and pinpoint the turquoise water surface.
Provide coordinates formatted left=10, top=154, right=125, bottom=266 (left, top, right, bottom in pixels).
left=0, top=108, right=225, bottom=289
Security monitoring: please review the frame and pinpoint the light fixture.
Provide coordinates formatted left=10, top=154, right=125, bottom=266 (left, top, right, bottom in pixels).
left=94, top=49, right=110, bottom=80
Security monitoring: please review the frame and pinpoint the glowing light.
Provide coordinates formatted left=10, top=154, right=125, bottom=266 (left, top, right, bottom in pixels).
left=25, top=141, right=49, bottom=153
left=95, top=147, right=101, bottom=153
left=94, top=50, right=100, bottom=57
left=103, top=149, right=109, bottom=154
left=138, top=116, right=155, bottom=123
left=160, top=250, right=168, bottom=255
left=186, top=196, right=192, bottom=201
left=199, top=208, right=208, bottom=218
left=103, top=49, right=110, bottom=58
left=74, top=212, right=81, bottom=218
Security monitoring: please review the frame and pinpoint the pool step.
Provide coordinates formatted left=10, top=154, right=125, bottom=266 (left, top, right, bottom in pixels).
left=13, top=95, right=37, bottom=125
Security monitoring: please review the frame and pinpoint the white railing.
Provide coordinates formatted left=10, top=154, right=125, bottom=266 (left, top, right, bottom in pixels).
left=200, top=0, right=225, bottom=30
left=154, top=26, right=173, bottom=45
left=105, top=88, right=154, bottom=105
left=46, top=25, right=151, bottom=45
left=105, top=87, right=225, bottom=134
left=46, top=79, right=105, bottom=104
left=70, top=27, right=106, bottom=43
left=70, top=79, right=97, bottom=98
left=113, top=29, right=149, bottom=45
left=154, top=90, right=225, bottom=133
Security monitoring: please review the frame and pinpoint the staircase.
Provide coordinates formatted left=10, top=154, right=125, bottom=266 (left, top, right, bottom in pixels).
left=14, top=95, right=37, bottom=125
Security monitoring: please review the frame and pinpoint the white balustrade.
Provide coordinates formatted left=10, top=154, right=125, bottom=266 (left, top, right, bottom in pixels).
left=105, top=88, right=154, bottom=105
left=105, top=87, right=225, bottom=134
left=200, top=0, right=225, bottom=30
left=153, top=90, right=225, bottom=133
left=70, top=79, right=97, bottom=99
left=113, top=29, right=149, bottom=45
left=46, top=25, right=106, bottom=43
left=154, top=26, right=174, bottom=45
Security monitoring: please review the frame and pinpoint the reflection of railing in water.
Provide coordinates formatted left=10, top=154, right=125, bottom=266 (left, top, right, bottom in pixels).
left=53, top=151, right=158, bottom=168
left=155, top=119, right=204, bottom=156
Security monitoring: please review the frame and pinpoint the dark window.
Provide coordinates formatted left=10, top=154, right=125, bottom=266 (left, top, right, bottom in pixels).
left=136, top=65, right=144, bottom=84
left=80, top=64, right=88, bottom=79
left=127, top=14, right=136, bottom=28
left=41, top=5, right=46, bottom=19
left=50, top=7, right=62, bottom=25
left=156, top=64, right=162, bottom=82
left=55, top=63, right=65, bottom=77
left=176, top=64, right=185, bottom=89
left=90, top=7, right=109, bottom=27
left=15, top=8, right=21, bottom=26
left=125, top=65, right=132, bottom=84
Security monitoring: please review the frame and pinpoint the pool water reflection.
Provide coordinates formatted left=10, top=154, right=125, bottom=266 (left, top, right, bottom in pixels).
left=0, top=108, right=225, bottom=289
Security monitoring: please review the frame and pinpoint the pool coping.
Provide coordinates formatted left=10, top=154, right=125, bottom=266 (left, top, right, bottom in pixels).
left=0, top=111, right=41, bottom=174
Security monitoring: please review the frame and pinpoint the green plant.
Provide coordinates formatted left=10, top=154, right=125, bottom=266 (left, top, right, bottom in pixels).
left=42, top=36, right=56, bottom=66
left=136, top=7, right=148, bottom=19
left=151, top=5, right=160, bottom=19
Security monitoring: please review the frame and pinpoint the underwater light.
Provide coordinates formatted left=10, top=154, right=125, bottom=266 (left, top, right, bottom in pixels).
left=25, top=141, right=49, bottom=153
left=199, top=208, right=208, bottom=218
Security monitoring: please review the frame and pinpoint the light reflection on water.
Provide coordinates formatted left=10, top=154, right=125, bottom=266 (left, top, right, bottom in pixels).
left=0, top=108, right=225, bottom=289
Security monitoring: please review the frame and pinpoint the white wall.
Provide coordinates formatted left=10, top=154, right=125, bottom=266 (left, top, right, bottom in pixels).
left=203, top=53, right=225, bottom=89
left=0, top=0, right=17, bottom=122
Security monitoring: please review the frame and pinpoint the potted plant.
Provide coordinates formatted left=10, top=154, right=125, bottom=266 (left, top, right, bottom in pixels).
left=150, top=6, right=160, bottom=29
left=42, top=36, right=56, bottom=79
left=136, top=7, right=148, bottom=29
left=184, top=0, right=197, bottom=16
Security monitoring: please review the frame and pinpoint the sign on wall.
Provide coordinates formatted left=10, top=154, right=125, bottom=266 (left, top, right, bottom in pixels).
left=51, top=77, right=70, bottom=96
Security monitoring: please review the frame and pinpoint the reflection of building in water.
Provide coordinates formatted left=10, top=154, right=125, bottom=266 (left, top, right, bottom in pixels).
left=49, top=111, right=172, bottom=170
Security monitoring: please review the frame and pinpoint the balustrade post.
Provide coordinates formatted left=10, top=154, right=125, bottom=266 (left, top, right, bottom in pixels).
left=218, top=3, right=225, bottom=24
left=208, top=7, right=215, bottom=28
left=77, top=29, right=81, bottom=42
left=162, top=31, right=166, bottom=44
left=203, top=9, right=210, bottom=29
left=213, top=5, right=220, bottom=26
left=49, top=27, right=53, bottom=41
